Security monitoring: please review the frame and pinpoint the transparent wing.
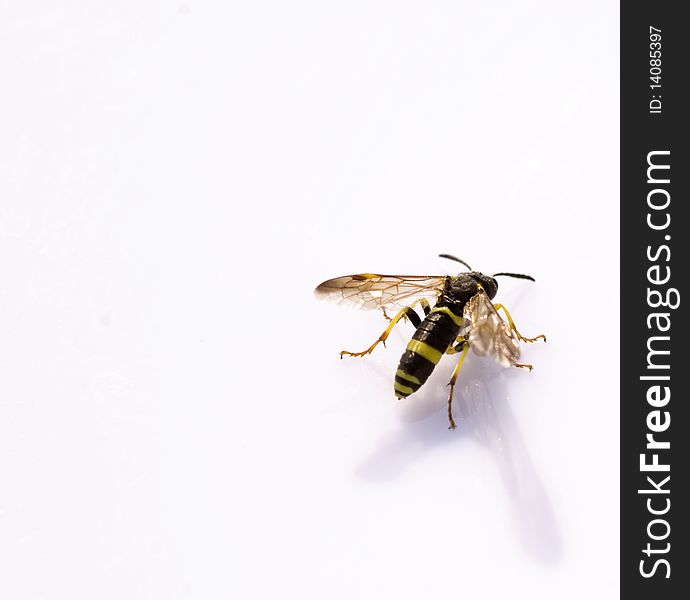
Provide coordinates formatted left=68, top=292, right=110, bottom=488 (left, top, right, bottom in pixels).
left=314, top=274, right=446, bottom=311
left=464, top=289, right=520, bottom=367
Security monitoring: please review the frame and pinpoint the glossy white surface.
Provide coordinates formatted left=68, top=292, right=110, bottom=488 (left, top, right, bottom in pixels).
left=1, top=2, right=619, bottom=598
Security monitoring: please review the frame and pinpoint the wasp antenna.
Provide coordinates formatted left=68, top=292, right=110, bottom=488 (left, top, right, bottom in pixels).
left=493, top=272, right=536, bottom=282
left=439, top=254, right=473, bottom=271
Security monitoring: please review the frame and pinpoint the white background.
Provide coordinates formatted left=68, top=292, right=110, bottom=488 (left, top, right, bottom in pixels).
left=1, top=2, right=619, bottom=599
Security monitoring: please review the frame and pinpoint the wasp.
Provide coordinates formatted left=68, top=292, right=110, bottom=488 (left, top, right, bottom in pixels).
left=314, top=254, right=546, bottom=429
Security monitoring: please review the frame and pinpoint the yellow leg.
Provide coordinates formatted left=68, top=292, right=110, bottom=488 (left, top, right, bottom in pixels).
left=514, top=362, right=533, bottom=371
left=340, top=301, right=422, bottom=358
left=382, top=298, right=428, bottom=323
left=493, top=303, right=546, bottom=343
left=445, top=335, right=467, bottom=355
left=446, top=343, right=470, bottom=429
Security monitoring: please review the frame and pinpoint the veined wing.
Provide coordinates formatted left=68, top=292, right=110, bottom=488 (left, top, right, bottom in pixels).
left=464, top=289, right=520, bottom=367
left=314, top=274, right=446, bottom=311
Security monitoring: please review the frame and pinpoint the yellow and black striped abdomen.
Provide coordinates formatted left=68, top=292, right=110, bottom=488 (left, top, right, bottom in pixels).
left=394, top=304, right=464, bottom=398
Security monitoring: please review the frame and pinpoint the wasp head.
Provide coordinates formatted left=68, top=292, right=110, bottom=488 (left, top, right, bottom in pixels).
left=469, top=271, right=498, bottom=299
left=444, top=271, right=498, bottom=304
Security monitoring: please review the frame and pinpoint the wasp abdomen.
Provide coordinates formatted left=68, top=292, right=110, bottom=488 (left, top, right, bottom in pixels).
left=394, top=304, right=464, bottom=398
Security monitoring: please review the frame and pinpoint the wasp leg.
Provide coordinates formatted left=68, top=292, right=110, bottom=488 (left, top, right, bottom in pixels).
left=513, top=362, right=534, bottom=371
left=381, top=297, right=428, bottom=323
left=493, top=303, right=547, bottom=343
left=445, top=335, right=467, bottom=355
left=419, top=298, right=431, bottom=316
left=341, top=303, right=423, bottom=359
left=446, top=342, right=470, bottom=430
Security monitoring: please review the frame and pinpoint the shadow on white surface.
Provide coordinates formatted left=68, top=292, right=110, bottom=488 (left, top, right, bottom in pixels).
left=355, top=356, right=562, bottom=566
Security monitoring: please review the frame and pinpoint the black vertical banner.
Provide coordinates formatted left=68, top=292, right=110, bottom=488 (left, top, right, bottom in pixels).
left=621, top=2, right=688, bottom=597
